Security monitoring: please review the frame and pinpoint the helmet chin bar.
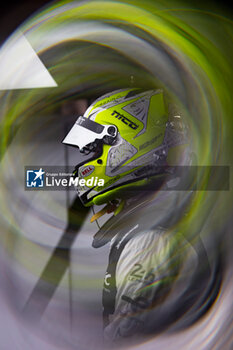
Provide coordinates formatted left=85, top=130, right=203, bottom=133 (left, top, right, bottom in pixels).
left=73, top=141, right=104, bottom=177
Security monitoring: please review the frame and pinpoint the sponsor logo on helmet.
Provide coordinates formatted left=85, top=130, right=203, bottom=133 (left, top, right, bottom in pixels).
left=111, top=110, right=139, bottom=130
left=80, top=165, right=95, bottom=177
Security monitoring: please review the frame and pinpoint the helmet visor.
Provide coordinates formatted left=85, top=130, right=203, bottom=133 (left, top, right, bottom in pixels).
left=62, top=116, right=117, bottom=150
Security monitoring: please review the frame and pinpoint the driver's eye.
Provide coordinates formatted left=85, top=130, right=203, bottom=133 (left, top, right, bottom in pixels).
left=80, top=147, right=91, bottom=155
left=103, top=135, right=117, bottom=145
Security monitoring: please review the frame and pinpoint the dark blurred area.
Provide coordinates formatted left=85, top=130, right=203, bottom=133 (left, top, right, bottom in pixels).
left=0, top=0, right=51, bottom=44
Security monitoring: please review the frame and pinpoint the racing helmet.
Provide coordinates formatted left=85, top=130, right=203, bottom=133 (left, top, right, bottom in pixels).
left=63, top=88, right=188, bottom=206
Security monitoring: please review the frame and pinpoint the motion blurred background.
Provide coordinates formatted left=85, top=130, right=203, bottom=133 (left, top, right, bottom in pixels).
left=0, top=1, right=232, bottom=349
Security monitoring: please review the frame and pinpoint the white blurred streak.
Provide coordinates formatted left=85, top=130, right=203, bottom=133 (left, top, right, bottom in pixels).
left=0, top=33, right=57, bottom=90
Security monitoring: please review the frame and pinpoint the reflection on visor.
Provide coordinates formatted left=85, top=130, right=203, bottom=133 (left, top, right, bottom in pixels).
left=77, top=116, right=104, bottom=133
left=62, top=116, right=117, bottom=150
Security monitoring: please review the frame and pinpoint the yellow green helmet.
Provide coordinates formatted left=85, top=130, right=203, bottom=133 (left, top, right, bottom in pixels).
left=63, top=88, right=188, bottom=206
